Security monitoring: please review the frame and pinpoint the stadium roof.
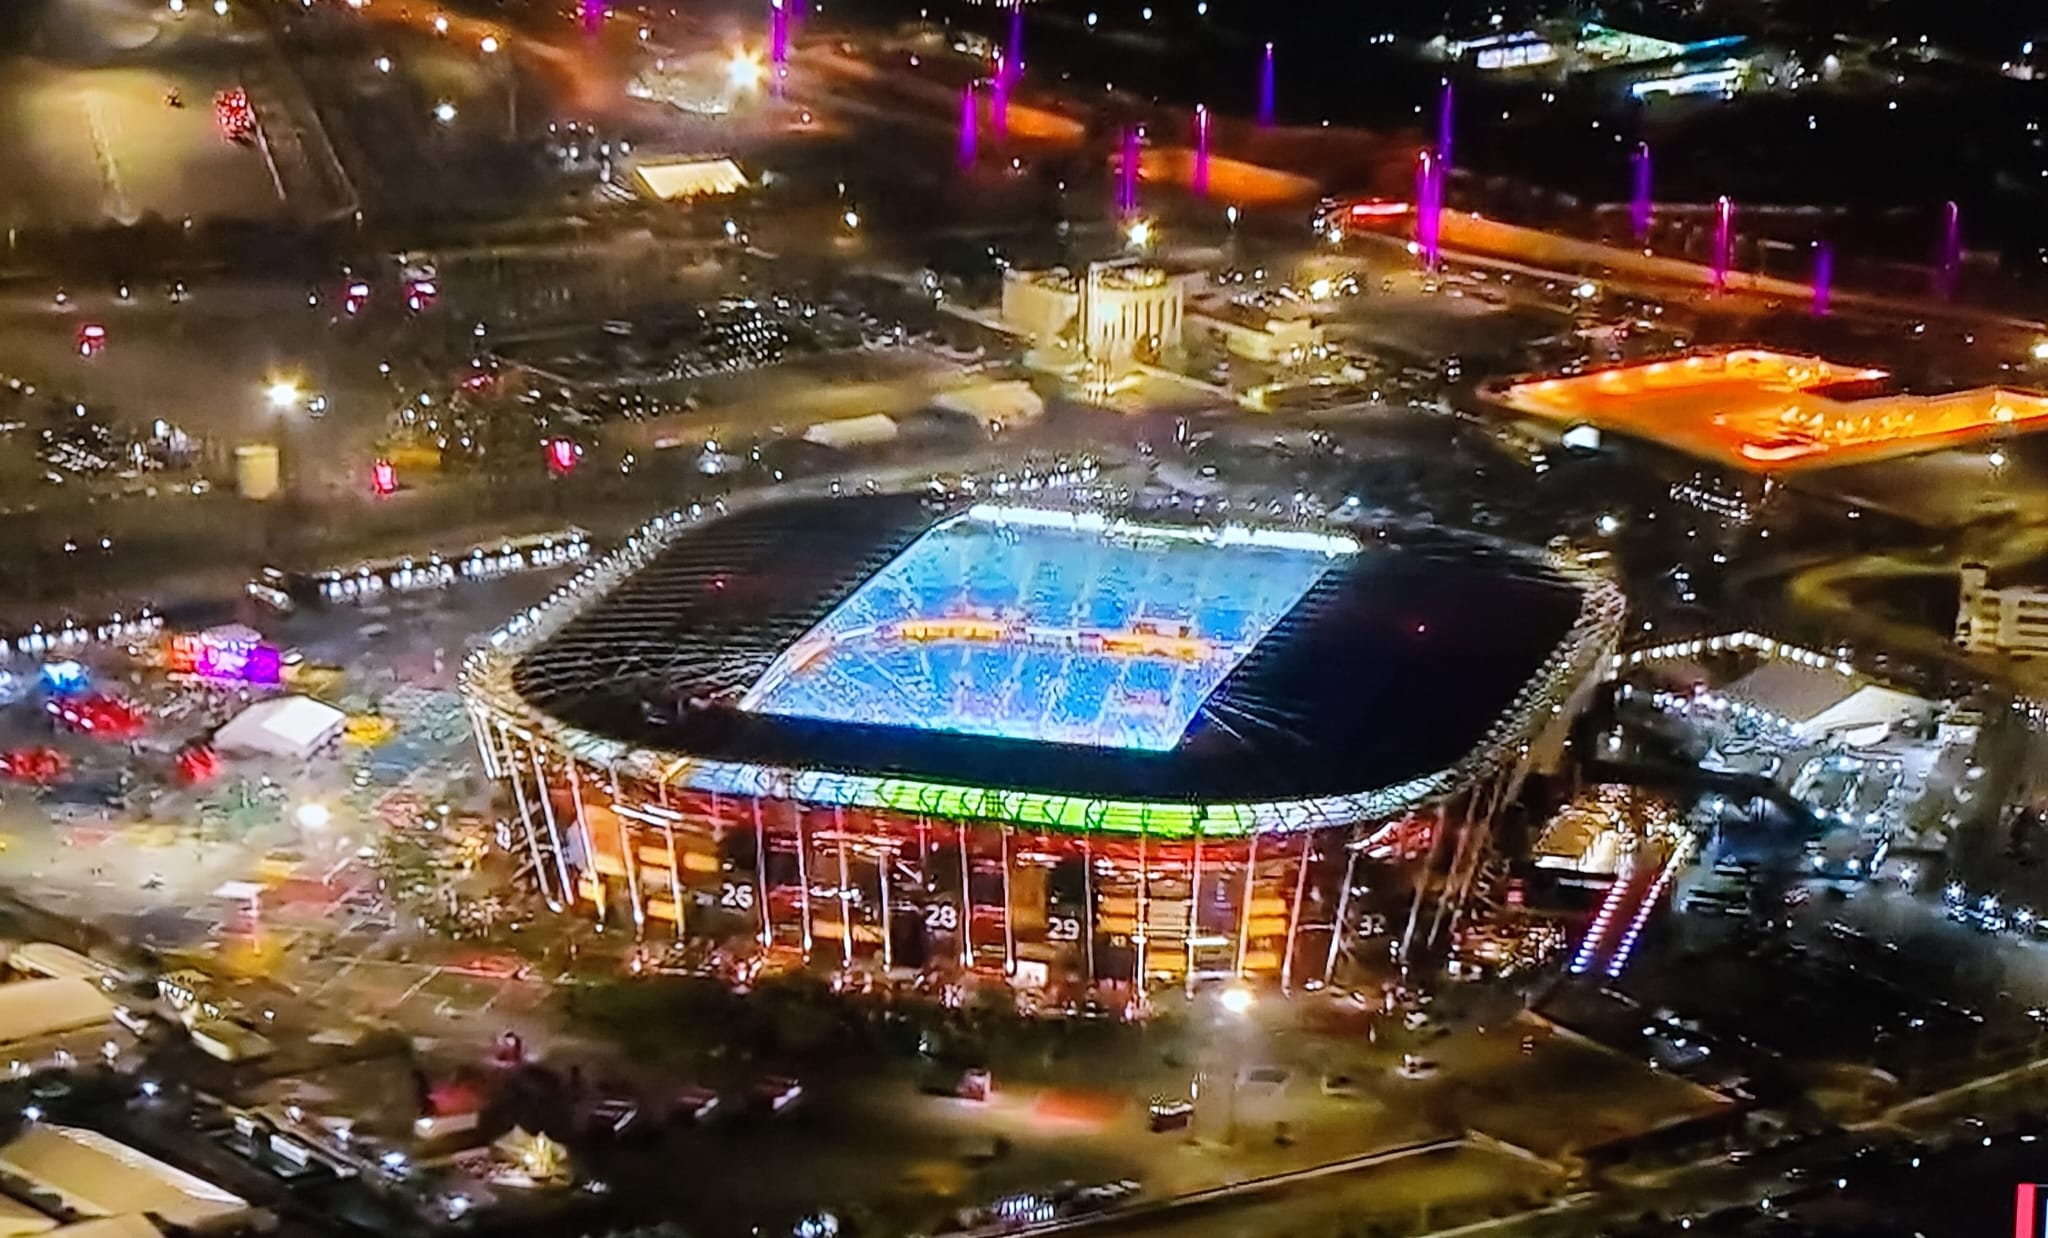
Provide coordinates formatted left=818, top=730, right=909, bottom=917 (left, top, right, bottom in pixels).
left=512, top=496, right=1589, bottom=807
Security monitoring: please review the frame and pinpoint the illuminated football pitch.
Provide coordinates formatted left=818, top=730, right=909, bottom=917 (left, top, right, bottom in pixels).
left=738, top=506, right=1357, bottom=751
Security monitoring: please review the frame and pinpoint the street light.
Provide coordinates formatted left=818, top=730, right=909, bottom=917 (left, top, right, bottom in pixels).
left=265, top=379, right=302, bottom=411
left=434, top=100, right=458, bottom=124
left=1125, top=218, right=1153, bottom=250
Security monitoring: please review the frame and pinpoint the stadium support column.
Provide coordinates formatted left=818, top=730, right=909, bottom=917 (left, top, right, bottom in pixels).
left=1000, top=823, right=1016, bottom=976
left=615, top=772, right=649, bottom=934
left=1434, top=772, right=1508, bottom=949
left=663, top=776, right=685, bottom=940
left=576, top=762, right=639, bottom=934
left=791, top=800, right=814, bottom=959
left=1398, top=799, right=1454, bottom=969
left=533, top=749, right=580, bottom=921
left=1185, top=829, right=1205, bottom=996
left=1233, top=831, right=1260, bottom=979
left=834, top=806, right=854, bottom=969
left=1428, top=788, right=1482, bottom=950
left=1136, top=824, right=1151, bottom=993
left=957, top=824, right=975, bottom=968
left=468, top=706, right=501, bottom=780
left=751, top=797, right=773, bottom=949
left=1081, top=834, right=1097, bottom=983
left=496, top=722, right=560, bottom=911
left=1281, top=833, right=1313, bottom=992
left=879, top=829, right=894, bottom=972
left=1322, top=835, right=1361, bottom=985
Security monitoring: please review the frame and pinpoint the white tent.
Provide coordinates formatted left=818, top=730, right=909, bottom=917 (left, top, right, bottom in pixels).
left=0, top=979, right=113, bottom=1049
left=1800, top=685, right=1930, bottom=746
left=932, top=381, right=1045, bottom=429
left=1720, top=660, right=1929, bottom=744
left=0, top=1126, right=248, bottom=1232
left=213, top=696, right=344, bottom=759
left=633, top=157, right=750, bottom=201
left=0, top=1189, right=55, bottom=1236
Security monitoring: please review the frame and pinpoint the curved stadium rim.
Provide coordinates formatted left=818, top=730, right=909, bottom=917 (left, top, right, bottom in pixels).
left=461, top=473, right=1626, bottom=840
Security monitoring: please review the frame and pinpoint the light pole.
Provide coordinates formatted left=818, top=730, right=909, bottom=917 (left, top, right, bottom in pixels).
left=1215, top=985, right=1253, bottom=1144
left=481, top=35, right=515, bottom=138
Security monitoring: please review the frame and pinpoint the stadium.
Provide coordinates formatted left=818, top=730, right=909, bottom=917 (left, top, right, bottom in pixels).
left=462, top=481, right=1624, bottom=998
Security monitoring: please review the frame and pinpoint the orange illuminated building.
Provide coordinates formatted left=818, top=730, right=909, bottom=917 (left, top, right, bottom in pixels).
left=1490, top=348, right=2048, bottom=472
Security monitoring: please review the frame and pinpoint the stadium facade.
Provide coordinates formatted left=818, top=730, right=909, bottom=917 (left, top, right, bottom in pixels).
left=463, top=481, right=1624, bottom=996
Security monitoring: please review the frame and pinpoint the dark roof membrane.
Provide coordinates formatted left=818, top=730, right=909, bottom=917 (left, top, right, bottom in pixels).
left=512, top=496, right=1584, bottom=802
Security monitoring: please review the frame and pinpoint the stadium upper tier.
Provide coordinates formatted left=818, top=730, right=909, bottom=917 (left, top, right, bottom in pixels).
left=501, top=496, right=1611, bottom=820
left=737, top=506, right=1355, bottom=751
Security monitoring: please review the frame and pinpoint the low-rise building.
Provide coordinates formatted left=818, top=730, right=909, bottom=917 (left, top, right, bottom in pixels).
left=1000, top=263, right=1187, bottom=370
left=1957, top=564, right=2048, bottom=655
left=1185, top=300, right=1324, bottom=365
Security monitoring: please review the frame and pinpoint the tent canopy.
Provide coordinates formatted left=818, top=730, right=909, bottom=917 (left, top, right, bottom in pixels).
left=0, top=1126, right=247, bottom=1231
left=0, top=979, right=113, bottom=1048
left=213, top=696, right=344, bottom=758
left=1722, top=660, right=1929, bottom=742
left=633, top=157, right=750, bottom=201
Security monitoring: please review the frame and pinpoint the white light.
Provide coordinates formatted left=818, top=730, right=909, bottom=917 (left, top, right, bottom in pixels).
left=2033, top=340, right=2048, bottom=361
left=1597, top=513, right=1622, bottom=535
left=265, top=380, right=301, bottom=410
left=842, top=209, right=861, bottom=230
left=295, top=802, right=331, bottom=830
left=432, top=14, right=448, bottom=33
left=212, top=0, right=226, bottom=13
left=1576, top=281, right=1597, bottom=298
left=1219, top=985, right=1254, bottom=1015
left=728, top=51, right=765, bottom=89
left=434, top=101, right=458, bottom=124
left=480, top=35, right=500, bottom=54
left=375, top=56, right=392, bottom=73
left=169, top=0, right=185, bottom=12
left=1125, top=219, right=1153, bottom=249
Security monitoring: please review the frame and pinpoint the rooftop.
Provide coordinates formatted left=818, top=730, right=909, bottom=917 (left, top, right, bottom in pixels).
left=1490, top=348, right=2048, bottom=472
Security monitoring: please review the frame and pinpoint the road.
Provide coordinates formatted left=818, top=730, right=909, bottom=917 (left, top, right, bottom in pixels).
left=0, top=1, right=314, bottom=230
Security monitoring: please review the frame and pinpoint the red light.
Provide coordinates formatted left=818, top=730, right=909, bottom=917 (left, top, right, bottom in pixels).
left=213, top=87, right=255, bottom=140
left=371, top=459, right=398, bottom=495
left=547, top=438, right=580, bottom=474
